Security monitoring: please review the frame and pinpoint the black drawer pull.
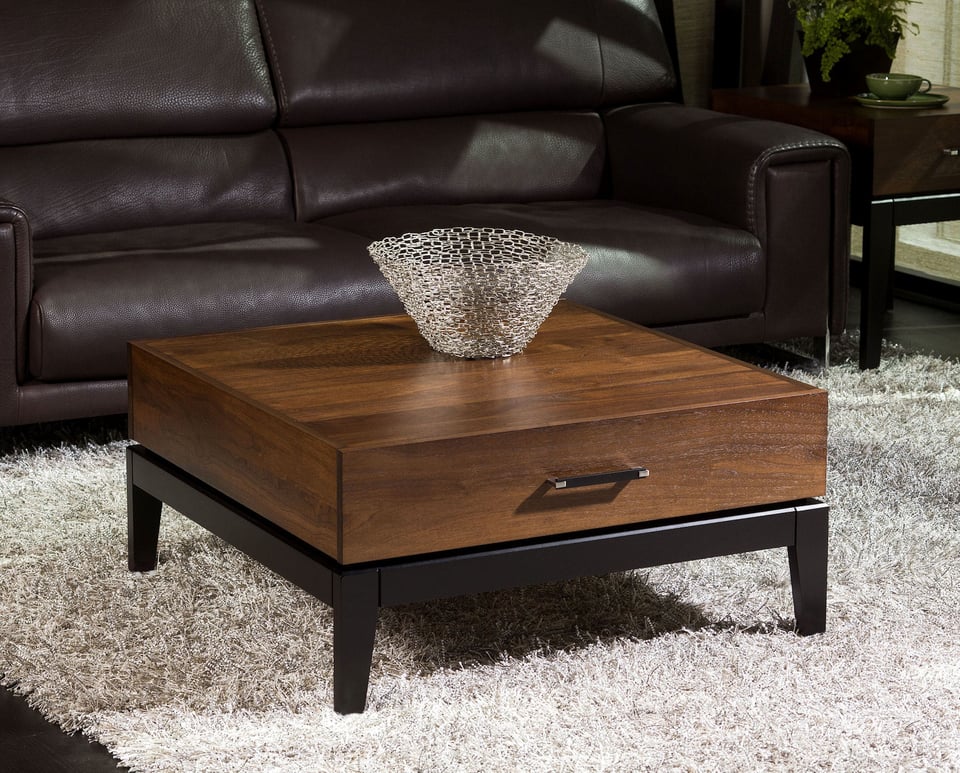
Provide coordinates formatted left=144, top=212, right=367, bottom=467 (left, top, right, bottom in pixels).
left=548, top=467, right=649, bottom=489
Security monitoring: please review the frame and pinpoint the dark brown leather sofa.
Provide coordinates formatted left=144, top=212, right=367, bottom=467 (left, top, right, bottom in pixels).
left=0, top=0, right=850, bottom=427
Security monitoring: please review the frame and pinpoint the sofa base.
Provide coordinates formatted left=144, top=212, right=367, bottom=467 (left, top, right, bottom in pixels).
left=9, top=380, right=127, bottom=427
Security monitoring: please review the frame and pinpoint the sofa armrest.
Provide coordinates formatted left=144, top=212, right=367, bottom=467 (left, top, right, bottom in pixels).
left=0, top=200, right=33, bottom=424
left=604, top=103, right=851, bottom=338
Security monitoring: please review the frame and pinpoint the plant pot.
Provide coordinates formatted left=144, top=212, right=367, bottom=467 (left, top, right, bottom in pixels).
left=804, top=39, right=895, bottom=98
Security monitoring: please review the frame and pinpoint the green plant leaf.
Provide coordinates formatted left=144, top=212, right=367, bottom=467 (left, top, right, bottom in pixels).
left=789, top=0, right=920, bottom=80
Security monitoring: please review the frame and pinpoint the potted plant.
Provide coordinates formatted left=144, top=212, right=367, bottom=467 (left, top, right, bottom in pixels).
left=789, top=0, right=919, bottom=95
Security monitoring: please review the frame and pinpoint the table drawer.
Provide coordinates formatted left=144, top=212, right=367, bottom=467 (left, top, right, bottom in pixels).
left=874, top=117, right=960, bottom=195
left=340, top=392, right=827, bottom=563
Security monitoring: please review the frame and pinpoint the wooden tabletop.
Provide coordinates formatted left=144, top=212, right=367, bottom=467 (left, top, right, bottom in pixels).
left=712, top=84, right=960, bottom=123
left=130, top=302, right=819, bottom=450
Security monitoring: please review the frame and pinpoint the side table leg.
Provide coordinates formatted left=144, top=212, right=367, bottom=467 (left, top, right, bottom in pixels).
left=333, top=569, right=380, bottom=714
left=860, top=199, right=895, bottom=369
left=788, top=503, right=829, bottom=635
left=127, top=448, right=162, bottom=572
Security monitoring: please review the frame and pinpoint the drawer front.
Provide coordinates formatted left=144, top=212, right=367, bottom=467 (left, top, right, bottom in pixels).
left=874, top=117, right=960, bottom=195
left=340, top=392, right=827, bottom=563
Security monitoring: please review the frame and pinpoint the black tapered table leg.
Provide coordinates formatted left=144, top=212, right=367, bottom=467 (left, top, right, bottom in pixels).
left=788, top=502, right=829, bottom=635
left=127, top=448, right=163, bottom=571
left=333, top=569, right=380, bottom=714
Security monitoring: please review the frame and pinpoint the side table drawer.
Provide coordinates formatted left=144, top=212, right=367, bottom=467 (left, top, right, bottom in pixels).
left=340, top=392, right=827, bottom=563
left=874, top=117, right=960, bottom=195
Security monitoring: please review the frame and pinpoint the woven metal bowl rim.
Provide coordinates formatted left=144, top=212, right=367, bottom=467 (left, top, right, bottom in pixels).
left=367, top=227, right=589, bottom=358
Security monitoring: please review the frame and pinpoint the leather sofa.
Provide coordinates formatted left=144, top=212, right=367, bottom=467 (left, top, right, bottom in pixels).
left=0, top=0, right=850, bottom=427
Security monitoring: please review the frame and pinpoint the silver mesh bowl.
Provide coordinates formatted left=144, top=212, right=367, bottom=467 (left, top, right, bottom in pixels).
left=368, top=227, right=589, bottom=358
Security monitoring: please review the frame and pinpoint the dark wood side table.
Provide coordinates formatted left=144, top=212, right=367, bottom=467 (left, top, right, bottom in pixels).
left=712, top=85, right=960, bottom=369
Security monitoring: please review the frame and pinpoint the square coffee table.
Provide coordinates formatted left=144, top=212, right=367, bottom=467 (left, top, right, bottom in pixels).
left=127, top=302, right=829, bottom=713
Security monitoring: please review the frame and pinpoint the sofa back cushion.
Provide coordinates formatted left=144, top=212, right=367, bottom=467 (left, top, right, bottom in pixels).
left=0, top=135, right=293, bottom=240
left=256, top=0, right=677, bottom=126
left=0, top=0, right=291, bottom=238
left=0, top=0, right=275, bottom=145
left=282, top=112, right=606, bottom=220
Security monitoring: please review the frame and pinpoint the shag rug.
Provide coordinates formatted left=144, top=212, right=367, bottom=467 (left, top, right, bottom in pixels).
left=2, top=345, right=959, bottom=772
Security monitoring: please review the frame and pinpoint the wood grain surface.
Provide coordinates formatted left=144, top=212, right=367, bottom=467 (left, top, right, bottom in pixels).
left=129, top=302, right=827, bottom=563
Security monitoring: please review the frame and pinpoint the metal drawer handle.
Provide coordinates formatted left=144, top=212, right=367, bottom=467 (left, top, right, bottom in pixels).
left=548, top=466, right=649, bottom=489
left=944, top=148, right=960, bottom=157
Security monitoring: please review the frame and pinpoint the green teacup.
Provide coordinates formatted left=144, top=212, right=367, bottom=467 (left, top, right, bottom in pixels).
left=865, top=73, right=933, bottom=100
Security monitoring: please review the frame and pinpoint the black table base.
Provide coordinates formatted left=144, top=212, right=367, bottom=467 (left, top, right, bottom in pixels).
left=127, top=445, right=829, bottom=714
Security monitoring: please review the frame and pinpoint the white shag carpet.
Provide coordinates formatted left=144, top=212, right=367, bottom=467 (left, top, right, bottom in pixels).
left=2, top=347, right=959, bottom=772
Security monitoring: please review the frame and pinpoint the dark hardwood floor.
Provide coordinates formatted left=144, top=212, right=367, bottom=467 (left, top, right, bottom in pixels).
left=0, top=688, right=128, bottom=773
left=1, top=285, right=958, bottom=772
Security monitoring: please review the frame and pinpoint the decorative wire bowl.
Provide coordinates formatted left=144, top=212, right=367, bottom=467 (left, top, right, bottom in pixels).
left=368, top=227, right=589, bottom=358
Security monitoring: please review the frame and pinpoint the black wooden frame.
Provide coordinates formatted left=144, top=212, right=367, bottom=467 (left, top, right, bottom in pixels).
left=127, top=444, right=829, bottom=714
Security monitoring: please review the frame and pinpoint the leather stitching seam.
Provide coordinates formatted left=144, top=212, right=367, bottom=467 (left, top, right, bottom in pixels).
left=747, top=140, right=844, bottom=233
left=254, top=0, right=288, bottom=115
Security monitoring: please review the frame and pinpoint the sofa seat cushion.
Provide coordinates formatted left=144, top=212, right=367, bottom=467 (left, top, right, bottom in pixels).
left=30, top=222, right=402, bottom=382
left=320, top=200, right=764, bottom=328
